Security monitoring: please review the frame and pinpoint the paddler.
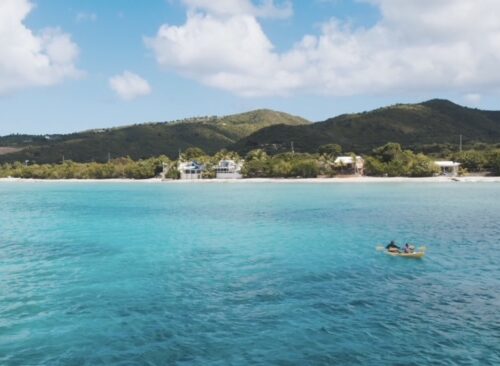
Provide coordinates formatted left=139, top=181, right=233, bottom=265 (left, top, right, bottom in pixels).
left=404, top=243, right=415, bottom=253
left=386, top=240, right=400, bottom=253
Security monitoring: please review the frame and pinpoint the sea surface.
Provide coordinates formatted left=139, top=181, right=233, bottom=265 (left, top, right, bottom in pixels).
left=1, top=182, right=499, bottom=365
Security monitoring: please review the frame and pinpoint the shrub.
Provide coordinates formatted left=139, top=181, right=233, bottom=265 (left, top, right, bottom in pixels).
left=452, top=150, right=487, bottom=172
left=291, top=159, right=319, bottom=178
left=487, top=150, right=500, bottom=176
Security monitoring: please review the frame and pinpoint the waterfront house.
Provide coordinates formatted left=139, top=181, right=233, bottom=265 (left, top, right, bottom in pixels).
left=434, top=161, right=460, bottom=177
left=215, top=159, right=243, bottom=179
left=334, top=156, right=364, bottom=175
left=178, top=161, right=204, bottom=180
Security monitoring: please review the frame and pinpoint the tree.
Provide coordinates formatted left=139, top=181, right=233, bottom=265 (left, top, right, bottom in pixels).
left=452, top=150, right=487, bottom=172
left=318, top=144, right=342, bottom=159
left=270, top=160, right=292, bottom=177
left=487, top=150, right=500, bottom=175
left=291, top=159, right=319, bottom=178
left=211, top=149, right=241, bottom=165
left=245, top=149, right=269, bottom=162
left=373, top=143, right=404, bottom=163
left=182, top=147, right=206, bottom=161
left=241, top=160, right=269, bottom=178
left=409, top=153, right=440, bottom=177
left=364, top=157, right=386, bottom=176
left=365, top=144, right=438, bottom=177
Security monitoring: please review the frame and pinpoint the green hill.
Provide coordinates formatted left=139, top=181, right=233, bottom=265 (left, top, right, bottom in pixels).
left=233, top=99, right=500, bottom=154
left=0, top=110, right=309, bottom=163
left=2, top=100, right=500, bottom=163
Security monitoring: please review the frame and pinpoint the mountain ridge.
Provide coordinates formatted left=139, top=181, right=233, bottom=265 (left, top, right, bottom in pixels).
left=233, top=99, right=500, bottom=154
left=0, top=109, right=309, bottom=163
left=1, top=99, right=500, bottom=163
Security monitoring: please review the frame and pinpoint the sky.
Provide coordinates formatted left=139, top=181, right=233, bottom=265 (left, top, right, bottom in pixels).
left=0, top=0, right=499, bottom=135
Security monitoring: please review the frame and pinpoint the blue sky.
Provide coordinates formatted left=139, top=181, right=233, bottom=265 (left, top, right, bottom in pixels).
left=0, top=0, right=499, bottom=135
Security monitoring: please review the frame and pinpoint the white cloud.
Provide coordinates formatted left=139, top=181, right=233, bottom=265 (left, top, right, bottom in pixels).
left=182, top=0, right=292, bottom=19
left=76, top=12, right=97, bottom=23
left=146, top=0, right=500, bottom=97
left=0, top=0, right=81, bottom=95
left=109, top=71, right=152, bottom=101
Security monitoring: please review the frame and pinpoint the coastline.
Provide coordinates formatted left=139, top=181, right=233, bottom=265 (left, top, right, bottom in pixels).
left=1, top=176, right=499, bottom=184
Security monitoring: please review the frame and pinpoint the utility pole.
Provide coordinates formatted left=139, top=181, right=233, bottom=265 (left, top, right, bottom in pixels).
left=459, top=134, right=463, bottom=152
left=62, top=155, right=65, bottom=164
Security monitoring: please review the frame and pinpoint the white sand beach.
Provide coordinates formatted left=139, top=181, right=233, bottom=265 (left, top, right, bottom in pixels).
left=162, top=176, right=500, bottom=183
left=0, top=177, right=164, bottom=184
left=1, top=176, right=499, bottom=184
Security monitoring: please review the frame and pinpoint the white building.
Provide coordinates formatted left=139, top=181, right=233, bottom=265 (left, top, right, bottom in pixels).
left=178, top=161, right=204, bottom=180
left=215, top=159, right=243, bottom=179
left=334, top=156, right=364, bottom=175
left=434, top=161, right=460, bottom=177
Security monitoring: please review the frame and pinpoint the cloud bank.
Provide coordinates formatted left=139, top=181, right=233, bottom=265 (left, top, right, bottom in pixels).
left=146, top=0, right=500, bottom=97
left=109, top=71, right=152, bottom=101
left=0, top=0, right=81, bottom=95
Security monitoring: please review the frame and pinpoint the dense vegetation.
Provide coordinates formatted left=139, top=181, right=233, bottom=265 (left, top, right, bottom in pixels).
left=3, top=142, right=498, bottom=179
left=450, top=148, right=500, bottom=175
left=233, top=99, right=500, bottom=154
left=0, top=110, right=309, bottom=164
left=363, top=143, right=440, bottom=177
left=242, top=151, right=320, bottom=178
left=0, top=157, right=170, bottom=180
left=1, top=99, right=499, bottom=175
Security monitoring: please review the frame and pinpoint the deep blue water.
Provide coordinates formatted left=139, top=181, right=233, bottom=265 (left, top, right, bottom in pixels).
left=1, top=182, right=499, bottom=365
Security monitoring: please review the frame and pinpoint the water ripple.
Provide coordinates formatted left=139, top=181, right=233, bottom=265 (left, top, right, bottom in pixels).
left=1, top=182, right=499, bottom=365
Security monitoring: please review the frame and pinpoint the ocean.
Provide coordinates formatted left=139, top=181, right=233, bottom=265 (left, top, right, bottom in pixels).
left=1, top=182, right=499, bottom=365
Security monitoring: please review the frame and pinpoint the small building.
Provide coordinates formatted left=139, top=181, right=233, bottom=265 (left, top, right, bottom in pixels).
left=215, top=159, right=243, bottom=179
left=434, top=161, right=460, bottom=177
left=334, top=156, right=364, bottom=175
left=178, top=161, right=204, bottom=180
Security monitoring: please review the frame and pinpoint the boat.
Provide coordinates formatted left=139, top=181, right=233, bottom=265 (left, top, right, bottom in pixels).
left=376, top=244, right=427, bottom=258
left=385, top=251, right=425, bottom=259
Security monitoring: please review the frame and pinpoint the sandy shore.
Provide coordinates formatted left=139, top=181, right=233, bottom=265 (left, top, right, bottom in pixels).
left=0, top=177, right=163, bottom=184
left=1, top=176, right=499, bottom=184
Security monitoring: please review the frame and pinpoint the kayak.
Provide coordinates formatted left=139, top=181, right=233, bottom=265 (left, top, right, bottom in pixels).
left=385, top=251, right=425, bottom=259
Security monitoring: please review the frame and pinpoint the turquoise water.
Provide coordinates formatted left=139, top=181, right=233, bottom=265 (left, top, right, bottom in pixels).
left=1, top=182, right=499, bottom=365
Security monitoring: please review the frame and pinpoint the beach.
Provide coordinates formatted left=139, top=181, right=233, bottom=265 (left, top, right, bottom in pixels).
left=1, top=176, right=499, bottom=183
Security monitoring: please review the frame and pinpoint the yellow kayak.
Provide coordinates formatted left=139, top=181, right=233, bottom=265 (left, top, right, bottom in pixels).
left=385, top=251, right=425, bottom=259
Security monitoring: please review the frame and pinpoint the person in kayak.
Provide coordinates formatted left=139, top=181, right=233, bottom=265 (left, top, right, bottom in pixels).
left=404, top=243, right=415, bottom=253
left=386, top=240, right=400, bottom=253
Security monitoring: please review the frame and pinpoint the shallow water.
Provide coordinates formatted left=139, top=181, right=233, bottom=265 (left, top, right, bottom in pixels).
left=1, top=182, right=499, bottom=365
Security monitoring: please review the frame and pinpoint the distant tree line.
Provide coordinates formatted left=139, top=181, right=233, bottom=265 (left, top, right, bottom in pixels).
left=1, top=143, right=499, bottom=179
left=0, top=156, right=169, bottom=180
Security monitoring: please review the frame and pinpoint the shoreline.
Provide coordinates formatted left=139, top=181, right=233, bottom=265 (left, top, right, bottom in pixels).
left=1, top=176, right=499, bottom=184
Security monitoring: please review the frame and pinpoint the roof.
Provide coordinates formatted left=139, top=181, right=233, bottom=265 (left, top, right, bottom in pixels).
left=218, top=159, right=243, bottom=167
left=434, top=161, right=460, bottom=167
left=218, top=159, right=236, bottom=167
left=178, top=161, right=204, bottom=170
left=334, top=156, right=363, bottom=165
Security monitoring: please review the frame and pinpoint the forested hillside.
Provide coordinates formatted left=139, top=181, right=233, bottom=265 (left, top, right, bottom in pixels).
left=233, top=99, right=500, bottom=154
left=0, top=110, right=309, bottom=163
left=1, top=99, right=500, bottom=163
